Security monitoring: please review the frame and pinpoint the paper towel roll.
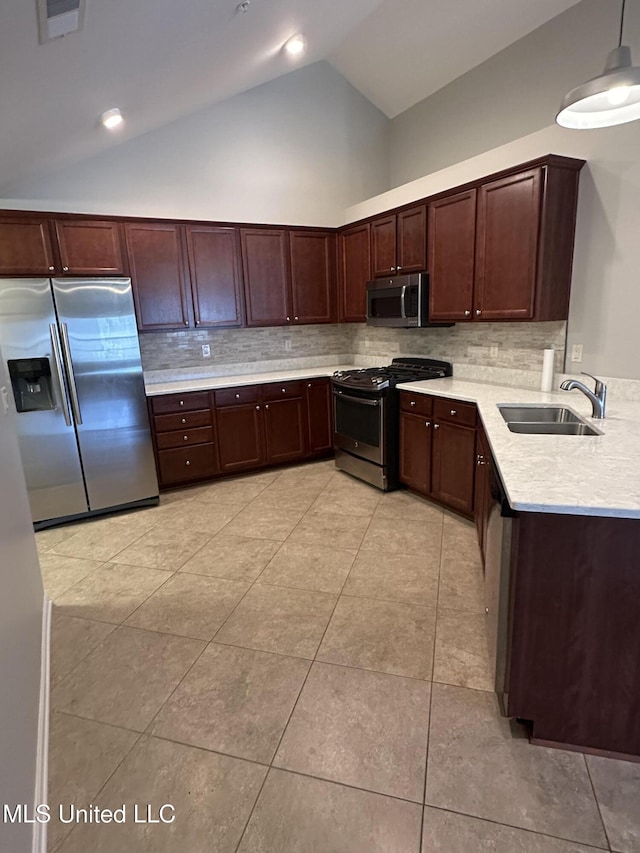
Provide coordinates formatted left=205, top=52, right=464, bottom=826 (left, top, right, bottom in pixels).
left=541, top=348, right=554, bottom=392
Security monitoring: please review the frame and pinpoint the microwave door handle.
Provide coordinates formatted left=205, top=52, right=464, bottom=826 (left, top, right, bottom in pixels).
left=49, top=323, right=72, bottom=427
left=400, top=285, right=407, bottom=319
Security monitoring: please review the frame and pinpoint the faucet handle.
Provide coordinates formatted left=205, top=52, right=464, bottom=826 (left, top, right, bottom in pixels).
left=581, top=371, right=606, bottom=392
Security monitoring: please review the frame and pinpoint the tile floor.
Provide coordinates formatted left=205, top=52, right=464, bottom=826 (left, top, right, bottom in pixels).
left=40, top=461, right=640, bottom=853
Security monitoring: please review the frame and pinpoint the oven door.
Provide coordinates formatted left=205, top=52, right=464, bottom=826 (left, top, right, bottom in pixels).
left=333, top=387, right=384, bottom=465
left=366, top=279, right=419, bottom=328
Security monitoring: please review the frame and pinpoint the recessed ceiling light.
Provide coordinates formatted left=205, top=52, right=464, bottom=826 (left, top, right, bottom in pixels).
left=284, top=34, right=307, bottom=57
left=100, top=108, right=124, bottom=130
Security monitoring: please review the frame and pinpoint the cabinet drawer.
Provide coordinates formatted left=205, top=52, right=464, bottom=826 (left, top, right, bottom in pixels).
left=157, top=443, right=217, bottom=486
left=433, top=397, right=477, bottom=427
left=399, top=391, right=433, bottom=417
left=215, top=385, right=260, bottom=407
left=156, top=426, right=214, bottom=450
left=262, top=381, right=304, bottom=401
left=151, top=392, right=211, bottom=415
left=154, top=409, right=212, bottom=433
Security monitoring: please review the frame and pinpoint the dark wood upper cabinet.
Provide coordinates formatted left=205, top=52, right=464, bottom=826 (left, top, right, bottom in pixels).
left=55, top=220, right=126, bottom=276
left=428, top=189, right=477, bottom=321
left=338, top=222, right=371, bottom=323
left=371, top=215, right=397, bottom=277
left=125, top=222, right=190, bottom=330
left=185, top=226, right=243, bottom=328
left=475, top=168, right=541, bottom=321
left=289, top=230, right=336, bottom=324
left=0, top=217, right=56, bottom=276
left=241, top=228, right=290, bottom=327
left=397, top=204, right=427, bottom=274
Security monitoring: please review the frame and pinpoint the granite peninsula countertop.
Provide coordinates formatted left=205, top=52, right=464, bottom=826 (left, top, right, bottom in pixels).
left=397, top=377, right=640, bottom=519
left=145, top=364, right=352, bottom=396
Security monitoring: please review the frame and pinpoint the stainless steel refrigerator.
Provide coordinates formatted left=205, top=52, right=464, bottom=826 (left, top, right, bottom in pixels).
left=0, top=277, right=158, bottom=527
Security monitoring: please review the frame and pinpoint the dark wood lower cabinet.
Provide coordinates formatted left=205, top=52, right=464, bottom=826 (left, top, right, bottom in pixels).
left=399, top=412, right=431, bottom=495
left=506, top=512, right=640, bottom=758
left=157, top=444, right=218, bottom=486
left=150, top=391, right=218, bottom=487
left=264, top=397, right=306, bottom=464
left=305, top=379, right=333, bottom=456
left=431, top=421, right=476, bottom=516
left=474, top=425, right=492, bottom=553
left=216, top=403, right=266, bottom=473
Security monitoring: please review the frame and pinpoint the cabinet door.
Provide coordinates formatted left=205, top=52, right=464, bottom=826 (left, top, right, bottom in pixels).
left=216, top=403, right=265, bottom=473
left=432, top=421, right=476, bottom=515
left=185, top=226, right=243, bottom=327
left=399, top=412, right=431, bottom=495
left=339, top=223, right=371, bottom=322
left=371, top=215, right=397, bottom=277
left=264, top=397, right=306, bottom=464
left=428, top=190, right=476, bottom=321
left=474, top=426, right=491, bottom=554
left=241, top=228, right=290, bottom=327
left=125, top=223, right=190, bottom=330
left=397, top=205, right=427, bottom=274
left=305, top=379, right=333, bottom=456
left=0, top=217, right=56, bottom=275
left=289, top=231, right=336, bottom=324
left=55, top=220, right=126, bottom=275
left=475, top=168, right=541, bottom=320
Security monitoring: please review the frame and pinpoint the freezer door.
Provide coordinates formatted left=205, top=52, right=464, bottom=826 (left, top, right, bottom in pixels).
left=52, top=278, right=158, bottom=511
left=0, top=279, right=88, bottom=522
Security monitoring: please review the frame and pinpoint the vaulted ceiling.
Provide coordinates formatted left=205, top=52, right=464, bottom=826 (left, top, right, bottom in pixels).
left=0, top=0, right=581, bottom=190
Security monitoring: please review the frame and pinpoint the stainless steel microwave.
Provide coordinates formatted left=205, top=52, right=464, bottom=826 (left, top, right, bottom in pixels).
left=365, top=273, right=453, bottom=328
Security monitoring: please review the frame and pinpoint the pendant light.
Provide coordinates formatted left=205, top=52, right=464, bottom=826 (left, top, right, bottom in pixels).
left=556, top=0, right=640, bottom=129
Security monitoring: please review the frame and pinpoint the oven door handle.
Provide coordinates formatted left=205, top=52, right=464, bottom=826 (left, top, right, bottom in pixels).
left=332, top=390, right=380, bottom=407
left=400, top=285, right=408, bottom=319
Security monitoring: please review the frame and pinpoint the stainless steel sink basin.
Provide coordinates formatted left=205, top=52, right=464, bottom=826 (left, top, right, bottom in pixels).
left=498, top=405, right=582, bottom=424
left=507, top=422, right=601, bottom=436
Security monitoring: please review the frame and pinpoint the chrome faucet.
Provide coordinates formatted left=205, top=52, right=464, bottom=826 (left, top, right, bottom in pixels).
left=560, top=372, right=607, bottom=418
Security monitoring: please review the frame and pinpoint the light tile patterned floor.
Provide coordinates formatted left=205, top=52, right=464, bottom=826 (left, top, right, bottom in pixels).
left=40, top=461, right=640, bottom=853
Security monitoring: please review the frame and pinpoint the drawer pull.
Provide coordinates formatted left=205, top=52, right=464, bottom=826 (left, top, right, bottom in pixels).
left=185, top=460, right=190, bottom=466
left=307, top=383, right=311, bottom=388
left=183, top=435, right=188, bottom=441
left=410, top=400, right=416, bottom=407
left=425, top=421, right=431, bottom=428
left=433, top=423, right=440, bottom=430
left=179, top=400, right=184, bottom=407
left=235, top=393, right=240, bottom=400
left=450, top=409, right=457, bottom=416
left=256, top=405, right=260, bottom=410
left=265, top=404, right=269, bottom=410
left=181, top=418, right=186, bottom=424
left=281, top=388, right=286, bottom=393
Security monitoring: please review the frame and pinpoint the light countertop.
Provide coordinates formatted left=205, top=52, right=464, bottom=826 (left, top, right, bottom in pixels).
left=397, top=377, right=640, bottom=519
left=145, top=364, right=352, bottom=396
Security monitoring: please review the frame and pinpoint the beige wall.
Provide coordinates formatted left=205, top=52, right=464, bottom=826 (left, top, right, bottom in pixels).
left=388, top=0, right=636, bottom=185
left=0, top=354, right=45, bottom=853
left=0, top=62, right=390, bottom=227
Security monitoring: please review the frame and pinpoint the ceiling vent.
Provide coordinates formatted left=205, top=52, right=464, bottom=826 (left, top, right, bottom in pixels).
left=37, top=0, right=85, bottom=43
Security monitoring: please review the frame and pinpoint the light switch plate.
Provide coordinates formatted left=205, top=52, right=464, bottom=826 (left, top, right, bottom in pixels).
left=571, top=344, right=583, bottom=363
left=489, top=345, right=499, bottom=358
left=201, top=344, right=211, bottom=358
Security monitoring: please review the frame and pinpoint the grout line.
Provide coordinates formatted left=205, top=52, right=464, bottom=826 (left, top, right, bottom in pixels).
left=584, top=754, right=613, bottom=852
left=420, top=519, right=444, bottom=851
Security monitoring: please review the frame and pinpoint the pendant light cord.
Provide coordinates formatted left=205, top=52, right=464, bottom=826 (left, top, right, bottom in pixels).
left=619, top=0, right=626, bottom=47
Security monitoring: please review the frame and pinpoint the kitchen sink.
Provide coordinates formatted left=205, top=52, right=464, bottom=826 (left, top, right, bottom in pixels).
left=506, top=421, right=601, bottom=436
left=498, top=405, right=582, bottom=423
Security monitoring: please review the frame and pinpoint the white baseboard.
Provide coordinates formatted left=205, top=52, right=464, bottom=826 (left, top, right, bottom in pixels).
left=32, top=595, right=51, bottom=853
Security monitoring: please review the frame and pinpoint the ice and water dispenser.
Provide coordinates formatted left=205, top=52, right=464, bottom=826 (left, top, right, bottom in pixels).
left=8, top=358, right=56, bottom=413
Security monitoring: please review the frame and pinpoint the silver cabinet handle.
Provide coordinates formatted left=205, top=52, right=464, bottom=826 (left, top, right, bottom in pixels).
left=410, top=400, right=416, bottom=407
left=49, top=323, right=72, bottom=427
left=286, top=316, right=290, bottom=322
left=464, top=310, right=471, bottom=316
left=181, top=418, right=186, bottom=424
left=59, top=322, right=82, bottom=425
left=235, top=393, right=240, bottom=399
left=450, top=409, right=457, bottom=416
left=294, top=316, right=299, bottom=321
left=477, top=454, right=485, bottom=466
left=183, top=435, right=188, bottom=441
left=397, top=266, right=402, bottom=271
left=307, top=383, right=311, bottom=388
left=184, top=321, right=189, bottom=326
left=48, top=266, right=55, bottom=272
left=179, top=400, right=185, bottom=407
left=256, top=405, right=260, bottom=410
left=265, top=404, right=270, bottom=410
left=425, top=421, right=431, bottom=427
left=281, top=388, right=286, bottom=393
left=185, top=460, right=191, bottom=466
left=475, top=309, right=482, bottom=316
left=62, top=266, right=69, bottom=272
left=433, top=423, right=440, bottom=430
left=391, top=266, right=396, bottom=271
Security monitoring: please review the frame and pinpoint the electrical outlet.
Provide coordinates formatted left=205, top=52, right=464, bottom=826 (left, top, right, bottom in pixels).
left=571, top=344, right=583, bottom=363
left=489, top=345, right=499, bottom=358
left=284, top=339, right=292, bottom=352
left=201, top=344, right=211, bottom=358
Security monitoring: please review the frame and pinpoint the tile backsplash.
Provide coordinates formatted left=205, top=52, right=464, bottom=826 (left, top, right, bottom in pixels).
left=140, top=320, right=567, bottom=387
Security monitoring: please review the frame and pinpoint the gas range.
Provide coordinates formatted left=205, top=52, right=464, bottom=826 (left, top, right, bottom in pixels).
left=333, top=358, right=453, bottom=393
left=332, top=357, right=453, bottom=491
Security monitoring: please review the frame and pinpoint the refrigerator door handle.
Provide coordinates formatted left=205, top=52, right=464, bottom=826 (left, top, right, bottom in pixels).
left=49, top=323, right=72, bottom=427
left=59, top=322, right=83, bottom=425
